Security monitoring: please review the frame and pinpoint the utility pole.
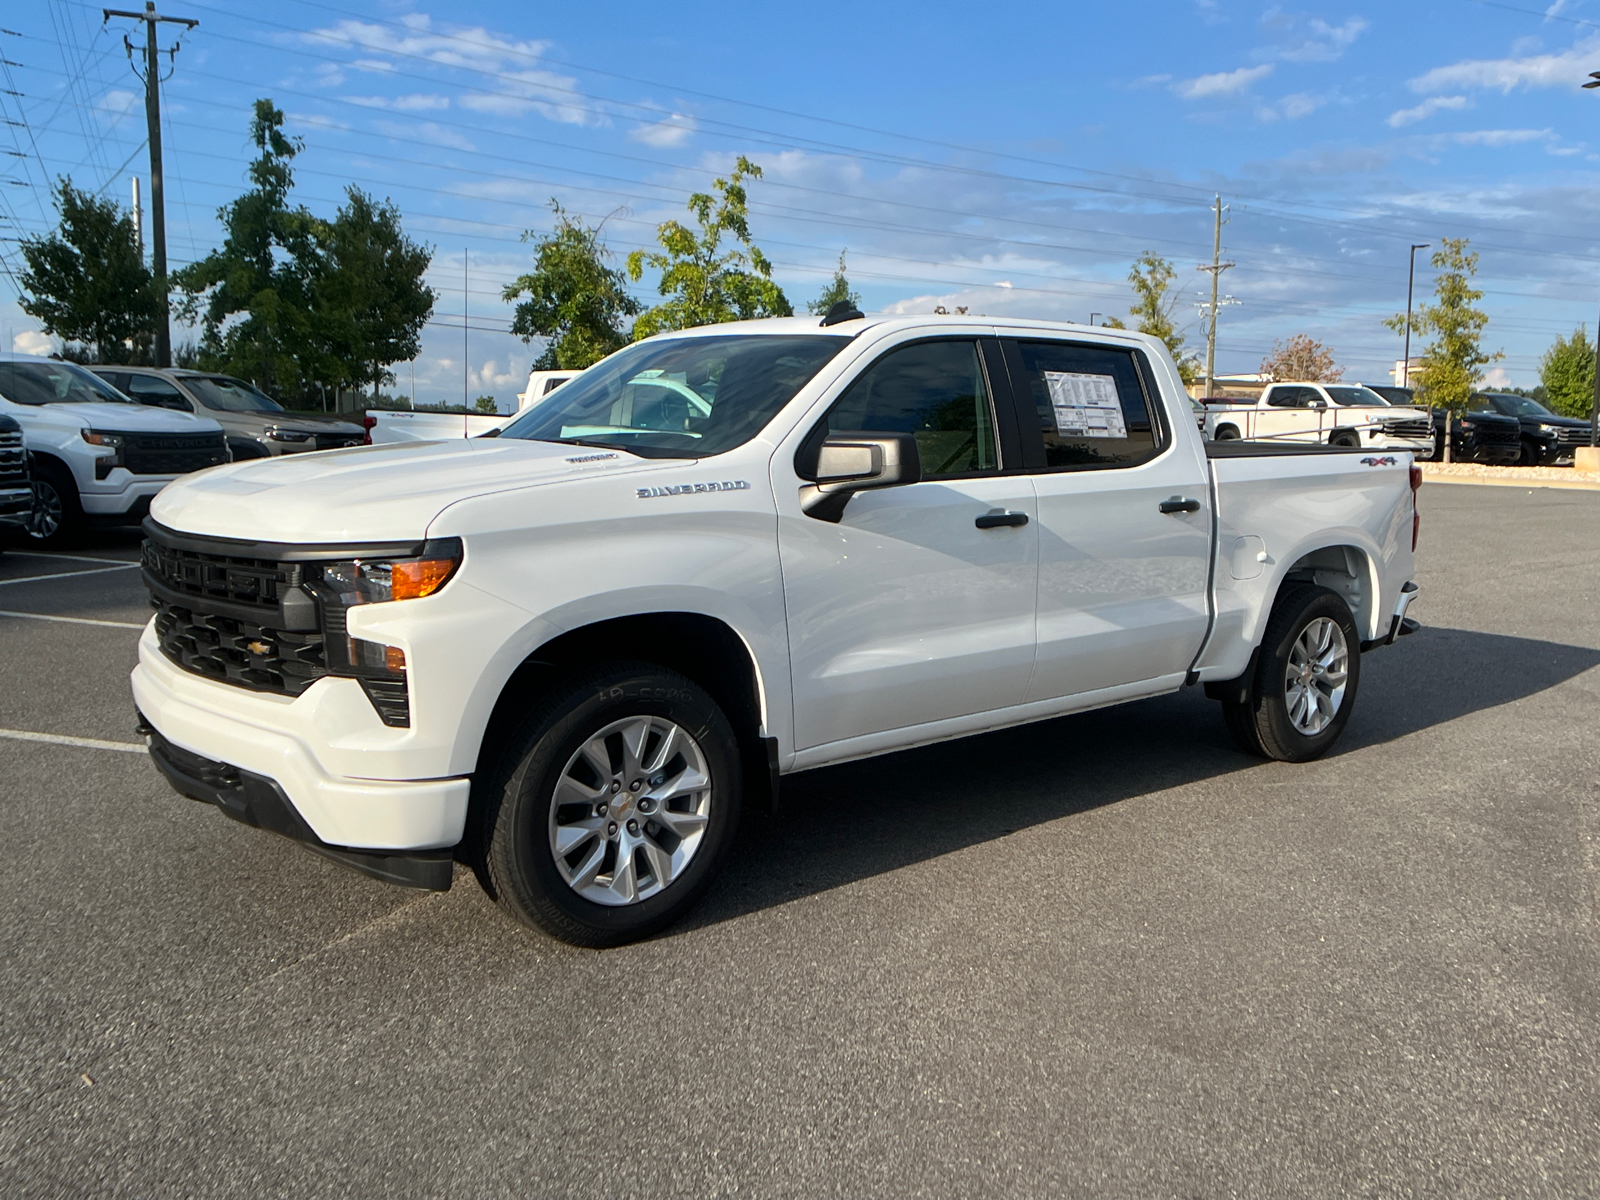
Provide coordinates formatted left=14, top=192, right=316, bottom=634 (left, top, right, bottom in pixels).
left=463, top=250, right=469, bottom=438
left=103, top=3, right=197, bottom=368
left=1403, top=243, right=1429, bottom=388
left=1584, top=71, right=1600, bottom=446
left=1197, top=195, right=1236, bottom=396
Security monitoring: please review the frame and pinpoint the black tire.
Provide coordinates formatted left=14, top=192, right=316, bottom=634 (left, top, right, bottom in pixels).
left=1214, top=425, right=1240, bottom=441
left=1217, top=584, right=1361, bottom=763
left=1520, top=438, right=1539, bottom=466
left=474, top=661, right=742, bottom=946
left=24, top=461, right=82, bottom=548
left=1329, top=429, right=1360, bottom=448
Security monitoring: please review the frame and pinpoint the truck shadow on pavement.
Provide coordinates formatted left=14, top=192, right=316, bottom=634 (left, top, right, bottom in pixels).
left=681, top=626, right=1600, bottom=932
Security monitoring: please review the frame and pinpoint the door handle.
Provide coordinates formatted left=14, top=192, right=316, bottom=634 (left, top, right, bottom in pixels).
left=1159, top=497, right=1202, bottom=514
left=975, top=509, right=1029, bottom=529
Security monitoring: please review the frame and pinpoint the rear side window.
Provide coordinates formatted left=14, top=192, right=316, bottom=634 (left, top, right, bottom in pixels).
left=1007, top=340, right=1163, bottom=470
left=816, top=339, right=999, bottom=479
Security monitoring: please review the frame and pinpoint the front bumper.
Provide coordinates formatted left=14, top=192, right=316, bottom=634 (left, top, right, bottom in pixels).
left=80, top=472, right=181, bottom=516
left=131, top=624, right=470, bottom=852
left=0, top=484, right=31, bottom=526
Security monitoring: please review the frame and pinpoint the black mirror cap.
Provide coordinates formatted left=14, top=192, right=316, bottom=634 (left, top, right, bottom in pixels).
left=819, top=300, right=865, bottom=327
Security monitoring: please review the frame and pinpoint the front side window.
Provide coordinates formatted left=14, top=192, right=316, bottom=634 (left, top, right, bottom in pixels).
left=1010, top=340, right=1163, bottom=470
left=1326, top=386, right=1388, bottom=407
left=0, top=361, right=132, bottom=406
left=1486, top=393, right=1553, bottom=418
left=183, top=376, right=284, bottom=413
left=503, top=334, right=851, bottom=459
left=814, top=340, right=998, bottom=478
left=124, top=374, right=193, bottom=411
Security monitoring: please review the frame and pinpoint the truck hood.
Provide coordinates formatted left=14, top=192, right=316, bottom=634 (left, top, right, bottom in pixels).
left=150, top=437, right=658, bottom=542
left=40, top=402, right=221, bottom=432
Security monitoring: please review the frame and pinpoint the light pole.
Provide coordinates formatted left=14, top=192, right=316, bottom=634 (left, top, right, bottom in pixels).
left=1403, top=243, right=1429, bottom=388
left=1584, top=71, right=1600, bottom=445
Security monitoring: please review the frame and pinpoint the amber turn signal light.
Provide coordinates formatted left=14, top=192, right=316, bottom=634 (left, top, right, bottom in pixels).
left=391, top=557, right=457, bottom=600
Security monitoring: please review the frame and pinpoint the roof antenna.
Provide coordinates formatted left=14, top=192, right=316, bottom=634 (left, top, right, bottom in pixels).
left=819, top=299, right=865, bottom=327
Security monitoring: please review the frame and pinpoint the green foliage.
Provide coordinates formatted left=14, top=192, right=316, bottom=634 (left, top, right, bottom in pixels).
left=311, top=187, right=435, bottom=396
left=1538, top=327, right=1595, bottom=419
left=18, top=178, right=159, bottom=363
left=626, top=156, right=791, bottom=338
left=503, top=204, right=640, bottom=370
left=1261, top=334, right=1342, bottom=383
left=474, top=395, right=498, bottom=414
left=1384, top=238, right=1501, bottom=413
left=1124, top=253, right=1197, bottom=384
left=807, top=250, right=861, bottom=315
left=176, top=100, right=432, bottom=402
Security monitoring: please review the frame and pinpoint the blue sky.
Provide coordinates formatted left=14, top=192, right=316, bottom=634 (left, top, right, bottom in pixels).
left=5, top=0, right=1600, bottom=405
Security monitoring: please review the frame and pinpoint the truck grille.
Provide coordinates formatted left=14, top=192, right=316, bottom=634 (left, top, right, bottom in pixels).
left=153, top=602, right=329, bottom=696
left=314, top=433, right=363, bottom=451
left=1382, top=417, right=1432, bottom=439
left=122, top=431, right=228, bottom=476
left=1557, top=426, right=1594, bottom=450
left=1472, top=422, right=1519, bottom=445
left=142, top=539, right=293, bottom=612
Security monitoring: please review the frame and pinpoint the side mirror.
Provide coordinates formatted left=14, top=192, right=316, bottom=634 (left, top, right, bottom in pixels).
left=800, top=433, right=921, bottom=522
left=1307, top=398, right=1328, bottom=410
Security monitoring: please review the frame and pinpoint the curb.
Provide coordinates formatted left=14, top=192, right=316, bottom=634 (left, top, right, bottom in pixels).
left=1421, top=474, right=1600, bottom=493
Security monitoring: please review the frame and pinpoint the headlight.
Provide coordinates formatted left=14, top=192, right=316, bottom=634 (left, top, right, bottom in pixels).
left=315, top=540, right=463, bottom=606
left=1538, top=423, right=1559, bottom=434
left=80, top=429, right=124, bottom=450
left=264, top=426, right=314, bottom=443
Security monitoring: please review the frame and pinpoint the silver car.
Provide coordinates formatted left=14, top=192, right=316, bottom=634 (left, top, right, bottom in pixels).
left=89, top=367, right=366, bottom=460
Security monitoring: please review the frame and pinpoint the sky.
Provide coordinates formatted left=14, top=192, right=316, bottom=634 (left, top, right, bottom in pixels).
left=5, top=0, right=1600, bottom=407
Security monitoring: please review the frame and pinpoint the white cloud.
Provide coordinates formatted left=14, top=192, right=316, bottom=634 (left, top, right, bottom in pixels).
left=629, top=112, right=696, bottom=148
left=97, top=88, right=139, bottom=116
left=371, top=119, right=475, bottom=151
left=12, top=330, right=51, bottom=356
left=1258, top=91, right=1325, bottom=121
left=1483, top=366, right=1513, bottom=387
left=347, top=93, right=451, bottom=111
left=1388, top=95, right=1470, bottom=127
left=1444, top=128, right=1554, bottom=146
left=1279, top=16, right=1369, bottom=62
left=287, top=111, right=352, bottom=131
left=1409, top=35, right=1600, bottom=93
left=1175, top=64, right=1274, bottom=99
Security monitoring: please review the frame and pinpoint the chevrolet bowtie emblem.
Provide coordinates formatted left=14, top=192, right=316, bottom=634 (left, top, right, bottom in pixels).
left=246, top=640, right=271, bottom=656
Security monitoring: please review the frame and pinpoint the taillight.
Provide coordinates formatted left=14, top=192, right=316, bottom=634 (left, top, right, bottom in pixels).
left=362, top=414, right=377, bottom=446
left=1410, top=462, right=1422, bottom=550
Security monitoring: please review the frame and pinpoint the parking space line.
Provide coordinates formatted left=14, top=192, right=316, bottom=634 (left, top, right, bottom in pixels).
left=0, top=609, right=145, bottom=629
left=5, top=550, right=142, bottom=566
left=0, top=728, right=146, bottom=753
left=0, top=564, right=141, bottom=587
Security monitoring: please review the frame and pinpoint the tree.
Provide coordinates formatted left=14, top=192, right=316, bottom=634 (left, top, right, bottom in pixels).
left=18, top=179, right=158, bottom=363
left=807, top=250, right=861, bottom=315
left=1260, top=334, right=1342, bottom=382
left=503, top=203, right=639, bottom=370
left=474, top=396, right=498, bottom=414
left=626, top=156, right=791, bottom=339
left=1123, top=252, right=1198, bottom=384
left=312, top=187, right=434, bottom=401
left=1384, top=238, right=1501, bottom=415
left=1538, top=327, right=1595, bottom=419
left=175, top=99, right=319, bottom=397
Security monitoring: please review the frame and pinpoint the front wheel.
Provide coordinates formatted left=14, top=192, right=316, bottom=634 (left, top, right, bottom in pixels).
left=1328, top=430, right=1360, bottom=448
left=24, top=462, right=81, bottom=548
left=476, top=662, right=742, bottom=946
left=1218, top=584, right=1361, bottom=762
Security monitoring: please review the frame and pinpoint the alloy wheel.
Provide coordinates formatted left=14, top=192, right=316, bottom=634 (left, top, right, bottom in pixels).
left=26, top=481, right=62, bottom=540
left=548, top=715, right=712, bottom=906
left=1283, top=616, right=1349, bottom=735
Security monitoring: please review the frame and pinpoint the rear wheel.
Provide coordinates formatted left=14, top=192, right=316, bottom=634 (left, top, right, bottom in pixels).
left=1217, top=584, right=1361, bottom=762
left=475, top=661, right=743, bottom=946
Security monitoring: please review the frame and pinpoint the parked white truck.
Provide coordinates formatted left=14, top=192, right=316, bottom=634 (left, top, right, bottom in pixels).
left=365, top=369, right=578, bottom=445
left=132, top=314, right=1422, bottom=945
left=1205, top=382, right=1435, bottom=458
left=0, top=354, right=227, bottom=546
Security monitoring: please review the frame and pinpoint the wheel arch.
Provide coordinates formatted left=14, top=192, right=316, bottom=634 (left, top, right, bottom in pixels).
left=1273, top=541, right=1381, bottom=643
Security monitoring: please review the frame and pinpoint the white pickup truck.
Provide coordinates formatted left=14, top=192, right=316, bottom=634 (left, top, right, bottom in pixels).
left=365, top=369, right=577, bottom=445
left=1206, top=382, right=1435, bottom=458
left=131, top=315, right=1421, bottom=946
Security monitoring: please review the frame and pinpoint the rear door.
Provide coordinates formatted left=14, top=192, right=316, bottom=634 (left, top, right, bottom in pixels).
left=997, top=337, right=1212, bottom=702
left=778, top=336, right=1038, bottom=751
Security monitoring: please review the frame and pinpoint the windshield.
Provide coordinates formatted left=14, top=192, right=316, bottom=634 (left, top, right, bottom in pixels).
left=500, top=334, right=853, bottom=458
left=1482, top=393, right=1554, bottom=418
left=183, top=375, right=285, bottom=413
left=0, top=361, right=132, bottom=406
left=1325, top=386, right=1389, bottom=407
left=1365, top=385, right=1413, bottom=405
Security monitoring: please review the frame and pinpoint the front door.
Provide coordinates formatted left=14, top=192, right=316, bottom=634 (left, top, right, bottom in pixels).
left=778, top=337, right=1038, bottom=752
left=998, top=337, right=1212, bottom=702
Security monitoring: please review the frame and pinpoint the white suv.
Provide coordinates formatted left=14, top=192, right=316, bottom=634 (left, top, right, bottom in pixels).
left=0, top=354, right=226, bottom=546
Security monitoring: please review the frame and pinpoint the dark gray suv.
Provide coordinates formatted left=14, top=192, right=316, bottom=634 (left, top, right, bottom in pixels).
left=89, top=367, right=365, bottom=460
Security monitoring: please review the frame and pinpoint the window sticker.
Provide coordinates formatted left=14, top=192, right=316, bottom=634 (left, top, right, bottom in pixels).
left=1044, top=371, right=1127, bottom=439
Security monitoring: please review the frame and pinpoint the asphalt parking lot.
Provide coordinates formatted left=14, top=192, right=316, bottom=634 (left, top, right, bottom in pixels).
left=2, top=483, right=1599, bottom=1198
